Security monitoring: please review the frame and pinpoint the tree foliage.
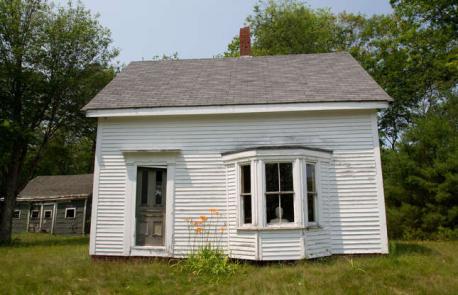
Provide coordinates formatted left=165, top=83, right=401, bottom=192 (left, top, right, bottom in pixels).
left=384, top=95, right=458, bottom=239
left=0, top=0, right=117, bottom=243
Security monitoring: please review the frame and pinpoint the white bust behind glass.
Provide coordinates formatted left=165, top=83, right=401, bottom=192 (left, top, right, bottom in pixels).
left=269, top=206, right=289, bottom=224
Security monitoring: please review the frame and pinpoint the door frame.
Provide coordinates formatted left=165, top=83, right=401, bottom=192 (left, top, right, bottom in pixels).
left=124, top=151, right=177, bottom=256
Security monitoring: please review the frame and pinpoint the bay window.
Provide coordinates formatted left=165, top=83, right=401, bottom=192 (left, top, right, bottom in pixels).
left=224, top=146, right=330, bottom=229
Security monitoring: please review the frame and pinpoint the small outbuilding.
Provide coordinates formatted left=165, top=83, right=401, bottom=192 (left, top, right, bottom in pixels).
left=12, top=174, right=92, bottom=235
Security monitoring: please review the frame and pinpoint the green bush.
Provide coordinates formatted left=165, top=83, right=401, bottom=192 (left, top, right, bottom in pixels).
left=178, top=246, right=237, bottom=279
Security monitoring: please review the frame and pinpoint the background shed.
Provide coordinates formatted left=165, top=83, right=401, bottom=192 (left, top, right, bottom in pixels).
left=12, top=174, right=93, bottom=235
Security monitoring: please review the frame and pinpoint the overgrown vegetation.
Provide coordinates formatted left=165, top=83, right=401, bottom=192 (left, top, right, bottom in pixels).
left=178, top=246, right=237, bottom=279
left=1, top=233, right=457, bottom=294
left=178, top=209, right=237, bottom=280
left=225, top=0, right=457, bottom=240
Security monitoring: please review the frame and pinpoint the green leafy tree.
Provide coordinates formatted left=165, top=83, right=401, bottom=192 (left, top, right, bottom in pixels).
left=225, top=0, right=343, bottom=57
left=384, top=95, right=458, bottom=239
left=0, top=0, right=117, bottom=243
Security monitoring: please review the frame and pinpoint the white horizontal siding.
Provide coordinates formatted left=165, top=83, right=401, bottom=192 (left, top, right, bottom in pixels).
left=260, top=231, right=304, bottom=260
left=304, top=229, right=332, bottom=258
left=92, top=110, right=387, bottom=258
left=226, top=164, right=257, bottom=259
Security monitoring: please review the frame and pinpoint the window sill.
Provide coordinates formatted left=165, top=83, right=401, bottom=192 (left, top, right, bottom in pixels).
left=237, top=224, right=322, bottom=231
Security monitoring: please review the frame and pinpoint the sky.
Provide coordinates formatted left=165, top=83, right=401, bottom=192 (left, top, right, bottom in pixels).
left=61, top=0, right=393, bottom=64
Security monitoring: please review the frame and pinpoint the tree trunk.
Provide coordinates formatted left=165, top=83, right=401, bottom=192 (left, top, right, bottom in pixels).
left=0, top=145, right=26, bottom=244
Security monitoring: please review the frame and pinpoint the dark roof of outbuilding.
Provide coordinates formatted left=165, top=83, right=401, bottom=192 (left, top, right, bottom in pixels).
left=18, top=174, right=93, bottom=201
left=83, top=52, right=392, bottom=111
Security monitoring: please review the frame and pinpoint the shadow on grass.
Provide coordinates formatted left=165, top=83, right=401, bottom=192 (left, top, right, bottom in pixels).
left=2, top=234, right=89, bottom=248
left=389, top=241, right=433, bottom=257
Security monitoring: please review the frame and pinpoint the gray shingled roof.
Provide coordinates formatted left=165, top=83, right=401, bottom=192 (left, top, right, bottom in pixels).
left=83, top=52, right=392, bottom=111
left=18, top=174, right=93, bottom=201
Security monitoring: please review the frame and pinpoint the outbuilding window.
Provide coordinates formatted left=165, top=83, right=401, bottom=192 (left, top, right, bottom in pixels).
left=31, top=210, right=39, bottom=219
left=65, top=208, right=76, bottom=219
left=13, top=210, right=21, bottom=219
left=44, top=210, right=52, bottom=219
left=265, top=162, right=294, bottom=224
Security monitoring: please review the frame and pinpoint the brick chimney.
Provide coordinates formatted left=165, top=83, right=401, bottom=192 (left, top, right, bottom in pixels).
left=239, top=27, right=251, bottom=56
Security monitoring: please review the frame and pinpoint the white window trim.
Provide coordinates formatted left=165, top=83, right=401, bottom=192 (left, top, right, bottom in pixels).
left=262, top=160, right=298, bottom=227
left=44, top=209, right=53, bottom=219
left=14, top=210, right=21, bottom=219
left=65, top=208, right=76, bottom=219
left=237, top=161, right=255, bottom=228
left=304, top=162, right=320, bottom=227
left=225, top=148, right=330, bottom=230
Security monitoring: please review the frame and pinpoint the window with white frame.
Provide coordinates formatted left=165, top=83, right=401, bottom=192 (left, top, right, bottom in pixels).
left=265, top=162, right=294, bottom=224
left=31, top=210, right=39, bottom=219
left=306, top=163, right=318, bottom=223
left=13, top=210, right=21, bottom=219
left=44, top=210, right=52, bottom=219
left=240, top=164, right=252, bottom=225
left=65, top=208, right=76, bottom=219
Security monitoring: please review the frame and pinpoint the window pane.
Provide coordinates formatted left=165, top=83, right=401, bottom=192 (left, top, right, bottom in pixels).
left=156, top=170, right=162, bottom=184
left=141, top=168, right=149, bottom=205
left=308, top=193, right=315, bottom=222
left=66, top=209, right=75, bottom=218
left=241, top=165, right=251, bottom=194
left=13, top=211, right=20, bottom=219
left=243, top=195, right=252, bottom=224
left=266, top=194, right=279, bottom=223
left=306, top=164, right=316, bottom=193
left=265, top=163, right=279, bottom=192
left=44, top=211, right=52, bottom=219
left=279, top=162, right=293, bottom=191
left=281, top=194, right=294, bottom=222
left=155, top=191, right=162, bottom=206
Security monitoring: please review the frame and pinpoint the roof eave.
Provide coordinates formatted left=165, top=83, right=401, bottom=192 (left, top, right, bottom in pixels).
left=17, top=194, right=91, bottom=202
left=85, top=101, right=390, bottom=118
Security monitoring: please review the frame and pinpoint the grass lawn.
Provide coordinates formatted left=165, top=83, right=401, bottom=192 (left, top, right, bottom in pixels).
left=0, top=234, right=457, bottom=294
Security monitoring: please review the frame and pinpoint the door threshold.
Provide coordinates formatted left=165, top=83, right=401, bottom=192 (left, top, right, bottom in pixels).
left=132, top=246, right=165, bottom=250
left=130, top=246, right=169, bottom=257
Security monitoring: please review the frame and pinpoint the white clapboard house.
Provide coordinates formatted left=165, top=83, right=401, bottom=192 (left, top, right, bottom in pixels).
left=83, top=30, right=392, bottom=260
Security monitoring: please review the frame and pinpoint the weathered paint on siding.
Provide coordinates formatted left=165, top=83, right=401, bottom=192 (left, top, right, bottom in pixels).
left=12, top=203, right=29, bottom=233
left=54, top=200, right=86, bottom=235
left=12, top=199, right=89, bottom=235
left=91, top=110, right=388, bottom=259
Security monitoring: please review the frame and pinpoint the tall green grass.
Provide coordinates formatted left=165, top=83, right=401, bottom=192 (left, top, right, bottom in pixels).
left=1, top=233, right=457, bottom=294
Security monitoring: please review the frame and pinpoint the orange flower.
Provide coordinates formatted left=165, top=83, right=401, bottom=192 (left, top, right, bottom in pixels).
left=209, top=208, right=220, bottom=215
left=199, top=215, right=208, bottom=222
left=219, top=227, right=225, bottom=233
left=195, top=227, right=204, bottom=234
